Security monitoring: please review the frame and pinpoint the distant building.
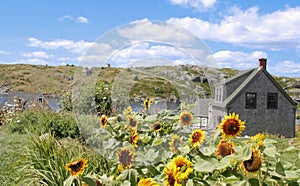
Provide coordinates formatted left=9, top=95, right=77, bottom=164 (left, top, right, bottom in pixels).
left=0, top=91, right=50, bottom=111
left=209, top=58, right=297, bottom=137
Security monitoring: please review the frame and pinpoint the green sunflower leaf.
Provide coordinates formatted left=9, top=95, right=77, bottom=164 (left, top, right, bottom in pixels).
left=248, top=178, right=259, bottom=186
left=200, top=146, right=216, bottom=156
left=264, top=146, right=277, bottom=158
left=194, top=158, right=218, bottom=173
left=239, top=143, right=252, bottom=161
left=82, top=177, right=97, bottom=186
left=152, top=138, right=164, bottom=146
left=275, top=162, right=286, bottom=176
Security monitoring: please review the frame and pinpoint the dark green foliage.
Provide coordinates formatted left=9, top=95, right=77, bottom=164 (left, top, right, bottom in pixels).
left=95, top=80, right=113, bottom=116
left=9, top=111, right=80, bottom=138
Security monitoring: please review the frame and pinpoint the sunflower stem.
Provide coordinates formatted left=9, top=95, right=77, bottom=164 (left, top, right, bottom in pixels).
left=76, top=176, right=82, bottom=186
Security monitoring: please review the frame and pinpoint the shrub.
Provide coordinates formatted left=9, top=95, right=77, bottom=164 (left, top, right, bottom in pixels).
left=10, top=111, right=80, bottom=138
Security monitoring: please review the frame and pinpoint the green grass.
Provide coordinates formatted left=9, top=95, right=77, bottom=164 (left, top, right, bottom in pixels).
left=129, top=77, right=179, bottom=99
left=0, top=127, right=29, bottom=185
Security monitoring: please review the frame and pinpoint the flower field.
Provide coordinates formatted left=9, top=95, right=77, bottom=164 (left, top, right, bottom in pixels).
left=0, top=101, right=300, bottom=185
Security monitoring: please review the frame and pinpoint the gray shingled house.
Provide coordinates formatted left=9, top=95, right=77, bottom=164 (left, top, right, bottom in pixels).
left=0, top=91, right=50, bottom=111
left=209, top=58, right=297, bottom=137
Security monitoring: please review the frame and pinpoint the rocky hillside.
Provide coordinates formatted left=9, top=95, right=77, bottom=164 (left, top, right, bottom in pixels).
left=0, top=64, right=299, bottom=101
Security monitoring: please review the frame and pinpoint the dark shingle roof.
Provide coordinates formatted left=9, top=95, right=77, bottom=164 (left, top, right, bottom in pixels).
left=213, top=68, right=297, bottom=108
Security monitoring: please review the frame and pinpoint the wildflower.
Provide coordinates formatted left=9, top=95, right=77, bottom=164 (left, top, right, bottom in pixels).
left=138, top=178, right=159, bottom=186
left=127, top=116, right=138, bottom=129
left=216, top=140, right=235, bottom=157
left=218, top=113, right=245, bottom=139
left=250, top=133, right=265, bottom=148
left=169, top=134, right=182, bottom=154
left=65, top=158, right=88, bottom=177
left=172, top=155, right=193, bottom=181
left=143, top=98, right=150, bottom=110
left=99, top=115, right=107, bottom=127
left=164, top=163, right=181, bottom=186
left=117, top=149, right=134, bottom=168
left=123, top=106, right=132, bottom=115
left=130, top=129, right=139, bottom=147
left=152, top=122, right=162, bottom=132
left=189, top=129, right=205, bottom=147
left=242, top=149, right=262, bottom=173
left=179, top=111, right=193, bottom=126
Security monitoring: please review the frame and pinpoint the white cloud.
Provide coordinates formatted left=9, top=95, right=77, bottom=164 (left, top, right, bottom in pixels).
left=76, top=16, right=89, bottom=24
left=213, top=50, right=267, bottom=69
left=27, top=37, right=93, bottom=54
left=108, top=43, right=194, bottom=67
left=59, top=15, right=74, bottom=22
left=12, top=58, right=48, bottom=65
left=0, top=50, right=10, bottom=55
left=21, top=51, right=50, bottom=58
left=269, top=60, right=300, bottom=77
left=169, top=0, right=217, bottom=10
left=118, top=19, right=195, bottom=46
left=59, top=15, right=89, bottom=24
left=167, top=6, right=300, bottom=50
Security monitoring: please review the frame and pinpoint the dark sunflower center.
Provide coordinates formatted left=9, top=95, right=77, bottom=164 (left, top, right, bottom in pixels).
left=243, top=152, right=261, bottom=172
left=70, top=161, right=83, bottom=172
left=101, top=118, right=107, bottom=124
left=153, top=123, right=161, bottom=130
left=182, top=114, right=191, bottom=123
left=224, top=120, right=239, bottom=134
left=192, top=132, right=200, bottom=141
left=218, top=143, right=231, bottom=157
left=119, top=151, right=132, bottom=166
left=168, top=173, right=175, bottom=186
left=173, top=140, right=181, bottom=148
left=129, top=118, right=136, bottom=127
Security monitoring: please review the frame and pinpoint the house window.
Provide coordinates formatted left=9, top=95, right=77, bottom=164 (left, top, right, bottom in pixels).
left=245, top=92, right=257, bottom=109
left=267, top=93, right=278, bottom=109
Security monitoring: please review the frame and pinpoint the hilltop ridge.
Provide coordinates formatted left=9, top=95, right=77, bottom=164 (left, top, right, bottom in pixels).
left=0, top=64, right=299, bottom=100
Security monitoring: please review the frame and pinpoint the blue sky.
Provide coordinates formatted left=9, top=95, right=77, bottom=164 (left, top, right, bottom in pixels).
left=0, top=0, right=300, bottom=77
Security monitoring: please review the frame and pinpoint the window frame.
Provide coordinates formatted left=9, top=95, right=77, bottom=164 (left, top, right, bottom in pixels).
left=245, top=92, right=257, bottom=109
left=267, top=92, right=278, bottom=109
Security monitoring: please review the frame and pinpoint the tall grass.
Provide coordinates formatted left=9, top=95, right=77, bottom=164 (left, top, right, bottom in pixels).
left=0, top=127, right=29, bottom=185
left=16, top=134, right=111, bottom=185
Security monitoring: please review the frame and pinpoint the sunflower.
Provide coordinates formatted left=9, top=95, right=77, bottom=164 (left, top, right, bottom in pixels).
left=242, top=149, right=262, bottom=173
left=152, top=122, right=162, bottom=132
left=123, top=106, right=132, bottom=115
left=218, top=113, right=245, bottom=139
left=172, top=155, right=193, bottom=181
left=250, top=133, right=265, bottom=148
left=169, top=134, right=182, bottom=154
left=216, top=139, right=235, bottom=157
left=130, top=129, right=139, bottom=147
left=164, top=162, right=181, bottom=186
left=189, top=129, right=205, bottom=147
left=138, top=178, right=159, bottom=186
left=179, top=111, right=193, bottom=126
left=143, top=98, right=150, bottom=110
left=99, top=115, right=107, bottom=127
left=127, top=116, right=138, bottom=129
left=65, top=158, right=88, bottom=177
left=117, top=149, right=134, bottom=168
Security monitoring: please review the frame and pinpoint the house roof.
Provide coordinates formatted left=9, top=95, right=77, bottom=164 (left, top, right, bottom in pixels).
left=0, top=91, right=44, bottom=108
left=213, top=67, right=297, bottom=108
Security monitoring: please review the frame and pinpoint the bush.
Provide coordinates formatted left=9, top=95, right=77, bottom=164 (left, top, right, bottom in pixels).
left=10, top=111, right=80, bottom=138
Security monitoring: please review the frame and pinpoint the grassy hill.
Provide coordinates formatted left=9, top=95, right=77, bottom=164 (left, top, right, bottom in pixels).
left=0, top=64, right=299, bottom=100
left=0, top=64, right=76, bottom=95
